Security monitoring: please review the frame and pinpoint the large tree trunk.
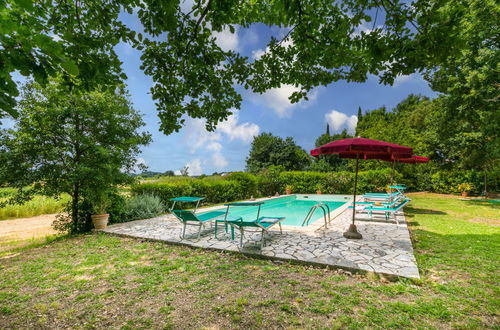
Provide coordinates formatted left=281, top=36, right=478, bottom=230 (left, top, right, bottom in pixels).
left=71, top=184, right=79, bottom=225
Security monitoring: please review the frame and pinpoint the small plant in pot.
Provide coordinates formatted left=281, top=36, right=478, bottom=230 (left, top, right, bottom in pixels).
left=457, top=183, right=474, bottom=197
left=285, top=185, right=293, bottom=195
left=90, top=191, right=110, bottom=230
left=316, top=183, right=323, bottom=195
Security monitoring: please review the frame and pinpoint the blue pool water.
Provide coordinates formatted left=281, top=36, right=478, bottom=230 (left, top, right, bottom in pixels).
left=202, top=194, right=351, bottom=226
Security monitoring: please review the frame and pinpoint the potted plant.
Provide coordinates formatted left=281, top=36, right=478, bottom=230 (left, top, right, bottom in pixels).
left=386, top=185, right=394, bottom=194
left=457, top=183, right=474, bottom=197
left=285, top=185, right=293, bottom=195
left=90, top=191, right=110, bottom=230
left=315, top=183, right=323, bottom=195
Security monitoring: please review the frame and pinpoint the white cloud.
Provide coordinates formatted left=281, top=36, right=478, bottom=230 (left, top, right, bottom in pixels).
left=182, top=118, right=221, bottom=153
left=213, top=26, right=239, bottom=52
left=240, top=28, right=259, bottom=47
left=185, top=159, right=203, bottom=176
left=251, top=84, right=319, bottom=118
left=207, top=142, right=223, bottom=152
left=252, top=37, right=294, bottom=60
left=207, top=142, right=229, bottom=170
left=182, top=111, right=259, bottom=171
left=179, top=0, right=195, bottom=14
left=392, top=73, right=422, bottom=87
left=325, top=110, right=358, bottom=135
left=217, top=113, right=259, bottom=143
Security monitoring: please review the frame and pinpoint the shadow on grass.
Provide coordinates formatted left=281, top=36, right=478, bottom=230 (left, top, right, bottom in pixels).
left=463, top=199, right=500, bottom=209
left=405, top=207, right=447, bottom=215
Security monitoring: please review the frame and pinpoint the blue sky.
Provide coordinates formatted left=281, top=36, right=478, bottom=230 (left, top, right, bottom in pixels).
left=5, top=10, right=437, bottom=176
left=116, top=12, right=436, bottom=175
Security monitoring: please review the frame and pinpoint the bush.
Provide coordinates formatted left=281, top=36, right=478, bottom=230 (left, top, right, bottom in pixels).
left=130, top=179, right=247, bottom=207
left=257, top=165, right=285, bottom=196
left=107, top=192, right=127, bottom=224
left=123, top=194, right=165, bottom=221
left=225, top=172, right=258, bottom=197
left=277, top=169, right=395, bottom=194
left=430, top=170, right=499, bottom=195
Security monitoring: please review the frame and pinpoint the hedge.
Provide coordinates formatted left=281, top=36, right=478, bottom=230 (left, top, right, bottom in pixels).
left=131, top=180, right=247, bottom=207
left=429, top=170, right=499, bottom=195
left=278, top=169, right=397, bottom=195
left=131, top=169, right=398, bottom=205
left=131, top=169, right=498, bottom=205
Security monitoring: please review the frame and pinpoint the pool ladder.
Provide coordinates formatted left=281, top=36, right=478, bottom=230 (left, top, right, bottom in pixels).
left=302, top=203, right=331, bottom=228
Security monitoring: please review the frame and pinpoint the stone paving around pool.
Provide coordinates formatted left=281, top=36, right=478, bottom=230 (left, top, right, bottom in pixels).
left=102, top=205, right=420, bottom=279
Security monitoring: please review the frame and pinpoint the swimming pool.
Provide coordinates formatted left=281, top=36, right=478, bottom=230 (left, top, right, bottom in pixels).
left=203, top=194, right=351, bottom=227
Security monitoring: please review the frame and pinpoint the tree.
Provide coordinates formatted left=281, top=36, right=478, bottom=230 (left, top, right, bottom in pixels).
left=246, top=133, right=310, bottom=173
left=313, top=129, right=352, bottom=171
left=0, top=0, right=139, bottom=118
left=163, top=170, right=175, bottom=177
left=424, top=0, right=499, bottom=175
left=137, top=0, right=478, bottom=134
left=0, top=79, right=151, bottom=233
left=180, top=166, right=189, bottom=176
left=357, top=107, right=363, bottom=123
left=2, top=1, right=487, bottom=135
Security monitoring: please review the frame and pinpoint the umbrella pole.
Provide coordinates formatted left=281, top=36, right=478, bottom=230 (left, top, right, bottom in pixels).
left=344, top=154, right=363, bottom=239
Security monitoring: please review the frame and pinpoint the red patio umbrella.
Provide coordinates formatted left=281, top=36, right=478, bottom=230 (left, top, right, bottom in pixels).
left=383, top=155, right=430, bottom=183
left=310, top=137, right=413, bottom=239
left=397, top=155, right=429, bottom=164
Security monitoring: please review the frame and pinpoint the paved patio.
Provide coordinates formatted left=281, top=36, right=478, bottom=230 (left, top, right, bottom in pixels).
left=102, top=204, right=420, bottom=279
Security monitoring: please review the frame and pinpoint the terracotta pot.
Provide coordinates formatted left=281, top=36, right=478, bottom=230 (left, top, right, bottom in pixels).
left=461, top=191, right=469, bottom=197
left=285, top=189, right=292, bottom=195
left=316, top=191, right=322, bottom=195
left=91, top=214, right=109, bottom=230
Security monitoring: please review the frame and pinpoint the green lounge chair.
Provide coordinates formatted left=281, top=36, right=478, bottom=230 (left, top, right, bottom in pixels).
left=171, top=209, right=226, bottom=239
left=229, top=216, right=285, bottom=249
left=217, top=202, right=285, bottom=249
left=354, top=198, right=410, bottom=224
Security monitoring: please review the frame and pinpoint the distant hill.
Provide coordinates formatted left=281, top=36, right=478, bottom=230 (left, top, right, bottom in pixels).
left=131, top=170, right=164, bottom=178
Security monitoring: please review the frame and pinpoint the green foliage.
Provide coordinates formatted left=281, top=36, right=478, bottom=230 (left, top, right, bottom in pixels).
left=246, top=133, right=310, bottom=173
left=225, top=172, right=258, bottom=197
left=136, top=0, right=476, bottom=134
left=425, top=0, right=499, bottom=172
left=122, top=194, right=165, bottom=222
left=257, top=166, right=285, bottom=196
left=278, top=169, right=395, bottom=195
left=1, top=79, right=151, bottom=233
left=313, top=129, right=352, bottom=171
left=107, top=193, right=127, bottom=224
left=0, top=194, right=69, bottom=221
left=456, top=183, right=474, bottom=193
left=0, top=0, right=138, bottom=117
left=429, top=170, right=497, bottom=195
left=131, top=179, right=247, bottom=207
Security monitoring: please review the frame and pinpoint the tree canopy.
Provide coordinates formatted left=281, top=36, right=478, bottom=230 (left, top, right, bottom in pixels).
left=2, top=0, right=495, bottom=136
left=246, top=133, right=310, bottom=173
left=0, top=78, right=151, bottom=232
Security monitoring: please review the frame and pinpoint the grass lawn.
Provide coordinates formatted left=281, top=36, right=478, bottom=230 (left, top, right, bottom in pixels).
left=0, top=193, right=498, bottom=328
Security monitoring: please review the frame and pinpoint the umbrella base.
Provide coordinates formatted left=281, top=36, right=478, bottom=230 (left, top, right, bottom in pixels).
left=343, top=224, right=363, bottom=239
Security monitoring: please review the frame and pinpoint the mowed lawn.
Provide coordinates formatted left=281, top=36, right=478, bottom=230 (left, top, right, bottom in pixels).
left=0, top=193, right=498, bottom=329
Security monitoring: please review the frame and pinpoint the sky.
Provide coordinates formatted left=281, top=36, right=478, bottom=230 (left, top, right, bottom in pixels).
left=5, top=9, right=437, bottom=176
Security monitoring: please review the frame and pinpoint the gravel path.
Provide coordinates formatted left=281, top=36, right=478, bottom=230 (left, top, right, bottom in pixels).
left=0, top=214, right=58, bottom=250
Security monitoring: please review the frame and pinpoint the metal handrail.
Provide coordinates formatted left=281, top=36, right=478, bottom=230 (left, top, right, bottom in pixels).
left=302, top=203, right=331, bottom=228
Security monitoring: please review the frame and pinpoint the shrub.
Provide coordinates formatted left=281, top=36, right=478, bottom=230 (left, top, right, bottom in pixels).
left=429, top=170, right=498, bottom=195
left=257, top=165, right=285, bottom=196
left=107, top=192, right=127, bottom=224
left=225, top=172, right=258, bottom=197
left=123, top=194, right=165, bottom=221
